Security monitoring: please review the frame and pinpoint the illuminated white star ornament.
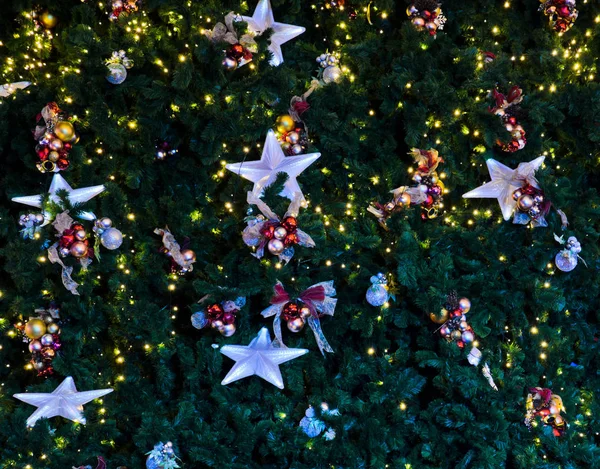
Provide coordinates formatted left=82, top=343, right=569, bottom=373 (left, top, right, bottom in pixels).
left=241, top=0, right=305, bottom=66
left=226, top=130, right=320, bottom=204
left=0, top=81, right=31, bottom=97
left=13, top=376, right=113, bottom=427
left=221, top=327, right=308, bottom=389
left=12, top=173, right=105, bottom=223
left=463, top=156, right=545, bottom=220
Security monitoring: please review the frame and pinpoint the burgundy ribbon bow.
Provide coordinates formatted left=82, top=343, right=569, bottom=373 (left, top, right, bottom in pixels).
left=271, top=284, right=326, bottom=317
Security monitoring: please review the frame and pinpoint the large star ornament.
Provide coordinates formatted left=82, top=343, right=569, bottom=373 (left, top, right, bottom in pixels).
left=241, top=0, right=305, bottom=66
left=12, top=173, right=105, bottom=223
left=226, top=130, right=320, bottom=203
left=463, top=156, right=545, bottom=220
left=13, top=376, right=113, bottom=427
left=221, top=327, right=308, bottom=389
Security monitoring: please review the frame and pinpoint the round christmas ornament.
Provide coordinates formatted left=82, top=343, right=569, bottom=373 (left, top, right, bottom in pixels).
left=554, top=234, right=584, bottom=272
left=406, top=0, right=446, bottom=36
left=243, top=191, right=315, bottom=264
left=146, top=441, right=179, bottom=469
left=489, top=86, right=527, bottom=152
left=33, top=102, right=79, bottom=173
left=262, top=280, right=337, bottom=355
left=369, top=148, right=446, bottom=227
left=539, top=0, right=578, bottom=32
left=299, top=402, right=339, bottom=439
left=316, top=52, right=343, bottom=84
left=109, top=0, right=140, bottom=21
left=365, top=273, right=395, bottom=306
left=203, top=12, right=257, bottom=70
left=105, top=50, right=134, bottom=85
left=191, top=296, right=246, bottom=337
left=93, top=217, right=124, bottom=250
left=525, top=387, right=567, bottom=436
left=39, top=11, right=58, bottom=29
left=155, top=227, right=196, bottom=274
left=18, top=213, right=45, bottom=239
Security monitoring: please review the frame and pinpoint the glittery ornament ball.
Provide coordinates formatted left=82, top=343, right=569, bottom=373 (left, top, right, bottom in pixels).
left=106, top=63, right=128, bottom=85
left=555, top=251, right=577, bottom=272
left=145, top=455, right=161, bottom=469
left=323, top=65, right=342, bottom=84
left=101, top=228, right=123, bottom=250
left=366, top=284, right=389, bottom=306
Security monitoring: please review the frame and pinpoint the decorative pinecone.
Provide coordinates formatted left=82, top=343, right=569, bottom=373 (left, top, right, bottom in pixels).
left=445, top=291, right=459, bottom=310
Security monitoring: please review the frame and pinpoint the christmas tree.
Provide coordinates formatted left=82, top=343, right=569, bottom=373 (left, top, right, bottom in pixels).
left=1, top=0, right=599, bottom=467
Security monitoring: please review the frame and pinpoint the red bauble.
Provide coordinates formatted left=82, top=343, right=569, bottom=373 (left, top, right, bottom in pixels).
left=452, top=309, right=462, bottom=318
left=37, top=147, right=50, bottom=160
left=222, top=312, right=236, bottom=325
left=423, top=195, right=434, bottom=207
left=228, top=43, right=245, bottom=59
left=508, top=140, right=520, bottom=152
left=60, top=234, right=75, bottom=247
left=284, top=232, right=298, bottom=246
left=508, top=116, right=517, bottom=125
left=57, top=158, right=70, bottom=170
left=207, top=304, right=224, bottom=320
left=422, top=10, right=431, bottom=18
left=282, top=216, right=298, bottom=232
left=557, top=5, right=571, bottom=17
left=456, top=340, right=465, bottom=349
left=72, top=223, right=84, bottom=232
left=282, top=302, right=299, bottom=321
left=552, top=428, right=561, bottom=437
left=261, top=225, right=275, bottom=240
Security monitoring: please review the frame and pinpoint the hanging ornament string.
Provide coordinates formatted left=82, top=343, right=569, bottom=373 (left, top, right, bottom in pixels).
left=489, top=85, right=527, bottom=153
left=262, top=280, right=337, bottom=356
left=154, top=227, right=196, bottom=274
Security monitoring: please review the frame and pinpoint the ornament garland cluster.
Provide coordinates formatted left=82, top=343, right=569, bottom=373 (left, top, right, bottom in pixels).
left=34, top=102, right=79, bottom=173
left=525, top=387, right=566, bottom=436
left=191, top=296, right=246, bottom=337
left=539, top=0, right=578, bottom=32
left=17, top=305, right=62, bottom=376
left=489, top=86, right=527, bottom=153
left=406, top=0, right=446, bottom=36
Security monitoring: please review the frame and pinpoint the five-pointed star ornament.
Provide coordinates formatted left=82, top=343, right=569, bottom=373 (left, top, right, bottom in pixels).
left=13, top=376, right=113, bottom=427
left=462, top=156, right=545, bottom=220
left=220, top=327, right=308, bottom=389
left=241, top=0, right=305, bottom=66
left=12, top=173, right=105, bottom=224
left=226, top=130, right=320, bottom=204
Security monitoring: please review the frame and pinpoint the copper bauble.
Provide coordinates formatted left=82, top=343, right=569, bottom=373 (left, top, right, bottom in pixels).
left=29, top=340, right=43, bottom=352
left=267, top=238, right=285, bottom=255
left=181, top=249, right=196, bottom=263
left=287, top=317, right=305, bottom=332
left=517, top=194, right=534, bottom=211
left=70, top=241, right=88, bottom=258
left=48, top=138, right=63, bottom=151
left=458, top=297, right=471, bottom=313
left=274, top=226, right=288, bottom=240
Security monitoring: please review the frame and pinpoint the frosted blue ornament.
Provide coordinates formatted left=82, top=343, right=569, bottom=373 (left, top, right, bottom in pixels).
left=299, top=407, right=326, bottom=437
left=366, top=273, right=389, bottom=306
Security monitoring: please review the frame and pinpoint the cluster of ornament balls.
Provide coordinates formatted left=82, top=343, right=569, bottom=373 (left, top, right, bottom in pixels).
left=261, top=215, right=300, bottom=256
left=497, top=111, right=527, bottom=153
left=109, top=0, right=140, bottom=21
left=155, top=141, right=178, bottom=161
left=525, top=387, right=566, bottom=436
left=406, top=0, right=445, bottom=35
left=316, top=53, right=343, bottom=84
left=540, top=0, right=578, bottom=32
left=223, top=43, right=253, bottom=70
left=323, top=0, right=358, bottom=20
left=276, top=115, right=308, bottom=156
left=36, top=114, right=79, bottom=173
left=430, top=295, right=475, bottom=349
left=281, top=301, right=313, bottom=333
left=195, top=302, right=239, bottom=337
left=513, top=184, right=548, bottom=221
left=19, top=311, right=61, bottom=376
left=58, top=221, right=93, bottom=259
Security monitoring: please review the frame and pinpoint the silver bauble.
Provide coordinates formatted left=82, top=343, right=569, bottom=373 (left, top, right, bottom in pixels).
left=106, top=62, right=127, bottom=85
left=70, top=241, right=88, bottom=258
left=40, top=333, right=54, bottom=346
left=461, top=331, right=475, bottom=343
left=267, top=238, right=285, bottom=255
left=458, top=297, right=471, bottom=313
left=287, top=317, right=305, bottom=332
left=100, top=228, right=123, bottom=250
left=49, top=139, right=63, bottom=151
left=181, top=249, right=196, bottom=263
left=211, top=319, right=225, bottom=330
left=555, top=251, right=577, bottom=272
left=98, top=217, right=113, bottom=229
left=47, top=323, right=60, bottom=334
left=33, top=361, right=46, bottom=371
left=29, top=340, right=43, bottom=352
left=286, top=131, right=300, bottom=144
left=300, top=306, right=311, bottom=319
left=34, top=213, right=45, bottom=225
left=59, top=246, right=71, bottom=257
left=223, top=57, right=238, bottom=70
left=291, top=144, right=303, bottom=155
left=459, top=321, right=469, bottom=331
left=220, top=323, right=236, bottom=337
left=517, top=194, right=534, bottom=211
left=75, top=229, right=87, bottom=241
left=274, top=226, right=288, bottom=240
left=323, top=65, right=342, bottom=84
left=366, top=284, right=389, bottom=307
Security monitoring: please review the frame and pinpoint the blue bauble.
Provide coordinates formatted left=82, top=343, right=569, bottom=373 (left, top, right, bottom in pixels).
left=366, top=284, right=389, bottom=307
left=106, top=63, right=127, bottom=85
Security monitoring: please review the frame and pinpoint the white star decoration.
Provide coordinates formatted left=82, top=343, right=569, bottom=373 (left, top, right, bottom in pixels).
left=241, top=0, right=305, bottom=66
left=0, top=81, right=31, bottom=97
left=463, top=156, right=545, bottom=220
left=12, top=173, right=105, bottom=223
left=221, top=327, right=308, bottom=389
left=226, top=130, right=320, bottom=204
left=13, top=376, right=113, bottom=427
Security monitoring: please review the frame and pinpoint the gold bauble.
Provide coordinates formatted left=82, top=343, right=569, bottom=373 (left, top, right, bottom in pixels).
left=429, top=308, right=449, bottom=324
left=55, top=121, right=75, bottom=142
left=48, top=151, right=59, bottom=162
left=24, top=318, right=47, bottom=339
left=40, top=11, right=59, bottom=29
left=276, top=115, right=295, bottom=134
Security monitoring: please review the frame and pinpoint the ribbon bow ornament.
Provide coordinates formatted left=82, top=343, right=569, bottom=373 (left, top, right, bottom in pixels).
left=262, top=281, right=337, bottom=356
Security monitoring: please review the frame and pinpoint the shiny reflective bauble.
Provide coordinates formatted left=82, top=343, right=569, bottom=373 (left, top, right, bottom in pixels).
left=412, top=17, right=425, bottom=28
left=181, top=249, right=196, bottom=263
left=555, top=251, right=577, bottom=272
left=286, top=131, right=300, bottom=144
left=459, top=321, right=469, bottom=331
left=440, top=325, right=452, bottom=337
left=366, top=284, right=389, bottom=307
left=517, top=194, right=534, bottom=211
left=25, top=318, right=46, bottom=339
left=40, top=333, right=55, bottom=347
left=48, top=151, right=60, bottom=162
left=396, top=192, right=411, bottom=206
left=267, top=238, right=285, bottom=255
left=451, top=330, right=462, bottom=341
left=106, top=63, right=128, bottom=85
left=43, top=347, right=56, bottom=359
left=461, top=331, right=475, bottom=343
left=70, top=241, right=88, bottom=258
left=300, top=307, right=311, bottom=319
left=211, top=319, right=224, bottom=330
left=47, top=323, right=60, bottom=334
left=291, top=144, right=303, bottom=155
left=33, top=361, right=46, bottom=371
left=101, top=228, right=123, bottom=250
left=425, top=21, right=437, bottom=32
left=223, top=56, right=238, bottom=70
left=512, top=189, right=523, bottom=200
left=323, top=65, right=342, bottom=84
left=55, top=121, right=75, bottom=142
left=458, top=297, right=471, bottom=313
left=529, top=205, right=541, bottom=218
left=98, top=217, right=113, bottom=229
left=274, top=226, right=288, bottom=240
left=75, top=229, right=87, bottom=241
left=59, top=246, right=71, bottom=257
left=407, top=5, right=419, bottom=15
left=29, top=340, right=43, bottom=352
left=40, top=11, right=59, bottom=29
left=220, top=323, right=237, bottom=337
left=276, top=115, right=295, bottom=134
left=48, top=138, right=64, bottom=151
left=35, top=213, right=45, bottom=225
left=287, top=317, right=305, bottom=332
left=429, top=308, right=449, bottom=324
left=533, top=194, right=544, bottom=204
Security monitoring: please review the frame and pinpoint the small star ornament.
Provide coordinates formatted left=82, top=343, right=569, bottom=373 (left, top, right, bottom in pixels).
left=220, top=327, right=308, bottom=389
left=226, top=130, right=320, bottom=204
left=241, top=0, right=305, bottom=66
left=12, top=174, right=105, bottom=224
left=462, top=156, right=545, bottom=221
left=13, top=376, right=113, bottom=427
